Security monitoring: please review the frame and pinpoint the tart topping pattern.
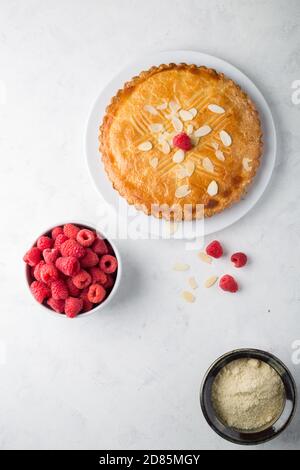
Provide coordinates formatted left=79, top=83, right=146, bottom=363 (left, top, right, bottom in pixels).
left=136, top=97, right=244, bottom=203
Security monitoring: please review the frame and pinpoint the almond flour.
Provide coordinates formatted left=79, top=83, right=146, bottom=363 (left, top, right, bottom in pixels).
left=212, top=358, right=285, bottom=431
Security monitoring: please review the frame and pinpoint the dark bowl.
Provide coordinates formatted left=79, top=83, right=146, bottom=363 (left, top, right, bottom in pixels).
left=200, top=348, right=297, bottom=445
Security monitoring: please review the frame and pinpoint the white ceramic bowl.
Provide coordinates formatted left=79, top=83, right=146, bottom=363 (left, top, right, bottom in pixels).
left=24, top=221, right=122, bottom=318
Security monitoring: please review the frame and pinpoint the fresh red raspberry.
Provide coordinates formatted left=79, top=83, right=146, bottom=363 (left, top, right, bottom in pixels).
left=102, top=273, right=115, bottom=290
left=51, top=279, right=69, bottom=300
left=65, top=297, right=83, bottom=318
left=89, top=267, right=107, bottom=285
left=52, top=226, right=63, bottom=239
left=37, top=235, right=53, bottom=251
left=206, top=240, right=223, bottom=258
left=54, top=233, right=69, bottom=249
left=63, top=223, right=80, bottom=239
left=76, top=229, right=95, bottom=247
left=87, top=283, right=106, bottom=303
left=80, top=289, right=94, bottom=312
left=66, top=278, right=81, bottom=297
left=99, top=255, right=118, bottom=274
left=173, top=132, right=192, bottom=151
left=23, top=247, right=42, bottom=267
left=72, top=270, right=92, bottom=289
left=231, top=252, right=247, bottom=268
left=92, top=237, right=109, bottom=255
left=40, top=263, right=59, bottom=284
left=60, top=239, right=86, bottom=258
left=219, top=275, right=238, bottom=293
left=43, top=247, right=60, bottom=264
left=80, top=248, right=99, bottom=268
left=47, top=298, right=65, bottom=313
left=33, top=260, right=45, bottom=282
left=30, top=280, right=50, bottom=303
left=56, top=256, right=80, bottom=276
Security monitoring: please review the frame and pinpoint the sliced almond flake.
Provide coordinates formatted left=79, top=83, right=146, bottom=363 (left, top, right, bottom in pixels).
left=161, top=141, right=171, bottom=154
left=173, top=263, right=190, bottom=271
left=150, top=157, right=158, bottom=169
left=186, top=124, right=194, bottom=135
left=211, top=141, right=219, bottom=150
left=173, top=149, right=185, bottom=164
left=179, top=109, right=194, bottom=121
left=207, top=180, right=218, bottom=196
left=198, top=252, right=212, bottom=264
left=219, top=130, right=232, bottom=147
left=208, top=104, right=225, bottom=114
left=144, top=105, right=158, bottom=116
left=185, top=160, right=195, bottom=177
left=175, top=184, right=191, bottom=199
left=169, top=100, right=181, bottom=113
left=156, top=101, right=168, bottom=110
left=194, top=125, right=212, bottom=138
left=172, top=116, right=183, bottom=133
left=177, top=166, right=188, bottom=179
left=202, top=157, right=214, bottom=173
left=189, top=108, right=198, bottom=118
left=204, top=275, right=218, bottom=288
left=188, top=277, right=198, bottom=290
left=149, top=123, right=164, bottom=133
left=138, top=141, right=152, bottom=151
left=215, top=149, right=225, bottom=161
left=243, top=158, right=252, bottom=171
left=181, top=291, right=195, bottom=303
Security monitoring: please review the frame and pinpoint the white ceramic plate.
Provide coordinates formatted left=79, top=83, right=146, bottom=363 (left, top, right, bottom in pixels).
left=85, top=50, right=276, bottom=238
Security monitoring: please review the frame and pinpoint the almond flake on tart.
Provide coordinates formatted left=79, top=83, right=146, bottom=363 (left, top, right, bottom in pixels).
left=99, top=64, right=262, bottom=220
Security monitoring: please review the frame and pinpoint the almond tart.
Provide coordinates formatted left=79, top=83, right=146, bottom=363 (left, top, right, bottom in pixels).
left=99, top=64, right=262, bottom=220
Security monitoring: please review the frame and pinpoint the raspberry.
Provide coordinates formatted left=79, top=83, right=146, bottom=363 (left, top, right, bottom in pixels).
left=99, top=255, right=118, bottom=274
left=23, top=247, right=42, bottom=267
left=72, top=270, right=92, bottom=289
left=30, top=280, right=50, bottom=303
left=43, top=247, right=60, bottom=264
left=87, top=283, right=106, bottom=303
left=54, top=233, right=69, bottom=249
left=173, top=132, right=192, bottom=151
left=56, top=256, right=80, bottom=276
left=231, top=252, right=247, bottom=268
left=76, top=229, right=95, bottom=247
left=51, top=279, right=69, bottom=300
left=89, top=267, right=107, bottom=285
left=219, top=275, right=238, bottom=293
left=66, top=278, right=81, bottom=297
left=92, top=237, right=109, bottom=255
left=80, top=248, right=99, bottom=268
left=102, top=273, right=115, bottom=290
left=80, top=289, right=94, bottom=312
left=63, top=223, right=80, bottom=239
left=65, top=297, right=83, bottom=318
left=47, top=298, right=65, bottom=313
left=33, top=260, right=45, bottom=282
left=40, top=263, right=59, bottom=284
left=51, top=226, right=63, bottom=239
left=60, top=239, right=86, bottom=259
left=206, top=240, right=223, bottom=258
left=37, top=235, right=53, bottom=251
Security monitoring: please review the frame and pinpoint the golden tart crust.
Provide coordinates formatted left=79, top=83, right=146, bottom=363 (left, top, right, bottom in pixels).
left=99, top=64, right=263, bottom=220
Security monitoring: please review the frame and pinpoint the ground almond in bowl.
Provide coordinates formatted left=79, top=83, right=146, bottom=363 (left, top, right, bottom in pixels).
left=211, top=358, right=285, bottom=431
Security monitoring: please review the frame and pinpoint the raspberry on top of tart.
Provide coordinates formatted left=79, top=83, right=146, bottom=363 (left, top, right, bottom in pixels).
left=99, top=64, right=262, bottom=220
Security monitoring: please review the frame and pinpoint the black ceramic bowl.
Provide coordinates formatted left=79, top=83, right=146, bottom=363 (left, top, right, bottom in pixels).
left=200, top=348, right=297, bottom=445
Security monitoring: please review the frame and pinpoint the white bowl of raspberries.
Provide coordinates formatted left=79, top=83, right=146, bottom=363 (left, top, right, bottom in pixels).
left=23, top=222, right=121, bottom=318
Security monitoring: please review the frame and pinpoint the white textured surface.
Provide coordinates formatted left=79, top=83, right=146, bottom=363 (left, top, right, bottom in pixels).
left=0, top=0, right=300, bottom=450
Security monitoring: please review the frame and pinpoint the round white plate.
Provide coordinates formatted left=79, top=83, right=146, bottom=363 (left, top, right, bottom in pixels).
left=85, top=50, right=276, bottom=239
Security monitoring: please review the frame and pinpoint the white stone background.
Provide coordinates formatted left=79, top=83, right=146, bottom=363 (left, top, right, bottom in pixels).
left=0, top=0, right=300, bottom=450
